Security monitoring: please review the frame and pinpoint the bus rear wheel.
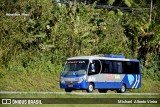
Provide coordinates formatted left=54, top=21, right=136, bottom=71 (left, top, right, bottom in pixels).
left=65, top=89, right=72, bottom=92
left=98, top=89, right=108, bottom=93
left=117, top=84, right=126, bottom=93
left=86, top=83, right=94, bottom=93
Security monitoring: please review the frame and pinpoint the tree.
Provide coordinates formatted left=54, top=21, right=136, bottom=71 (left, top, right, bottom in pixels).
left=107, top=0, right=133, bottom=7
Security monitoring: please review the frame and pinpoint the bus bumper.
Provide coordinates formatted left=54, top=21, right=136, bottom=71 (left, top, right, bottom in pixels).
left=60, top=80, right=88, bottom=89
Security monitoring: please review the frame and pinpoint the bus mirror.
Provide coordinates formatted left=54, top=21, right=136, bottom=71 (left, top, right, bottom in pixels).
left=91, top=63, right=95, bottom=72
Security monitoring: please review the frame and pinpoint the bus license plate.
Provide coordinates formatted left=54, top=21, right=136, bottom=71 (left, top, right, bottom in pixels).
left=68, top=84, right=73, bottom=87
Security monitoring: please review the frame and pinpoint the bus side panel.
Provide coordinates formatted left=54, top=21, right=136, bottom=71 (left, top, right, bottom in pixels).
left=94, top=82, right=105, bottom=89
left=87, top=74, right=141, bottom=89
left=94, top=82, right=115, bottom=89
left=87, top=74, right=125, bottom=89
left=134, top=74, right=141, bottom=88
left=123, top=74, right=141, bottom=89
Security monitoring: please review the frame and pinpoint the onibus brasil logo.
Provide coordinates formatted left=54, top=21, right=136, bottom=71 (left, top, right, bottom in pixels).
left=2, top=99, right=42, bottom=104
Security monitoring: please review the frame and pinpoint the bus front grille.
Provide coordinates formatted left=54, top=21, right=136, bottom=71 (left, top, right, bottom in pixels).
left=65, top=81, right=79, bottom=84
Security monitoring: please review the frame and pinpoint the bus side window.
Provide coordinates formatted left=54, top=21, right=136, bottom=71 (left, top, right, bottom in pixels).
left=105, top=61, right=112, bottom=73
left=124, top=61, right=134, bottom=74
left=117, top=62, right=123, bottom=73
left=113, top=62, right=123, bottom=74
left=101, top=61, right=105, bottom=73
left=133, top=62, right=140, bottom=74
left=123, top=61, right=140, bottom=74
left=101, top=60, right=109, bottom=73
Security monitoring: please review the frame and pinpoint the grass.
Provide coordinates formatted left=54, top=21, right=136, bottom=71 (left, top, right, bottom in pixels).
left=130, top=79, right=160, bottom=93
left=1, top=93, right=160, bottom=98
left=0, top=70, right=160, bottom=107
left=0, top=71, right=160, bottom=93
left=0, top=71, right=60, bottom=92
left=1, top=70, right=159, bottom=107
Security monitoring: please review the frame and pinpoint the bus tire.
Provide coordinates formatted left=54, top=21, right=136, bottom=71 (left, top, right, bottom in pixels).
left=98, top=89, right=108, bottom=93
left=65, top=89, right=72, bottom=92
left=117, top=84, right=126, bottom=93
left=86, top=83, right=94, bottom=93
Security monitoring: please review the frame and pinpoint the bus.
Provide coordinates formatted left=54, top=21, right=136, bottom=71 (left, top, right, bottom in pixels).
left=60, top=54, right=142, bottom=93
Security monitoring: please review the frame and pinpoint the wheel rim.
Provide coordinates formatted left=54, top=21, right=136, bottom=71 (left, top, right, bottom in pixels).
left=89, top=84, right=93, bottom=92
left=121, top=85, right=125, bottom=92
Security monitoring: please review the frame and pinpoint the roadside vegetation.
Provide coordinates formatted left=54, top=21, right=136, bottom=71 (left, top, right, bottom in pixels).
left=0, top=0, right=159, bottom=92
left=0, top=70, right=160, bottom=92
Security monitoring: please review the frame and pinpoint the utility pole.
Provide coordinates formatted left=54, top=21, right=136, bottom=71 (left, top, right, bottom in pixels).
left=149, top=0, right=153, bottom=22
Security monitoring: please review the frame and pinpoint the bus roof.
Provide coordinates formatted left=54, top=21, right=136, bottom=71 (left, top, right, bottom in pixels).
left=67, top=55, right=140, bottom=62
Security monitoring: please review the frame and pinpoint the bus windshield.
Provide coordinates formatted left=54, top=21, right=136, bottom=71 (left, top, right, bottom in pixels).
left=62, top=60, right=89, bottom=76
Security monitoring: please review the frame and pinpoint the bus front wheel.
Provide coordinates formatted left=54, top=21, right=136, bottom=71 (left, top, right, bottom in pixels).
left=87, top=83, right=94, bottom=93
left=117, top=84, right=126, bottom=93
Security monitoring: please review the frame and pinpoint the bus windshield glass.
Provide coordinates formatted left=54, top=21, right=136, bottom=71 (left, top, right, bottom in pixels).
left=62, top=60, right=89, bottom=76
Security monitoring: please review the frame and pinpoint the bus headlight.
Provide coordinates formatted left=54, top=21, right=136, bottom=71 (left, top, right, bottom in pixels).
left=78, top=78, right=85, bottom=83
left=61, top=80, right=65, bottom=83
left=60, top=77, right=65, bottom=83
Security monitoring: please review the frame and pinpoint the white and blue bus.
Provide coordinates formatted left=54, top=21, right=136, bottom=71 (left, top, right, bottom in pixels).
left=60, top=54, right=142, bottom=93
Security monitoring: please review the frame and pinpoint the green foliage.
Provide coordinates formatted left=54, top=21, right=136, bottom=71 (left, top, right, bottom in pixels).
left=0, top=0, right=159, bottom=82
left=93, top=10, right=131, bottom=57
left=0, top=68, right=6, bottom=78
left=142, top=54, right=160, bottom=81
left=107, top=0, right=133, bottom=7
left=107, top=0, right=116, bottom=5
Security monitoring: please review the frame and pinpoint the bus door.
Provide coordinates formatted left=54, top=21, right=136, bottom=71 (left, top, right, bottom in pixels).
left=87, top=60, right=102, bottom=88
